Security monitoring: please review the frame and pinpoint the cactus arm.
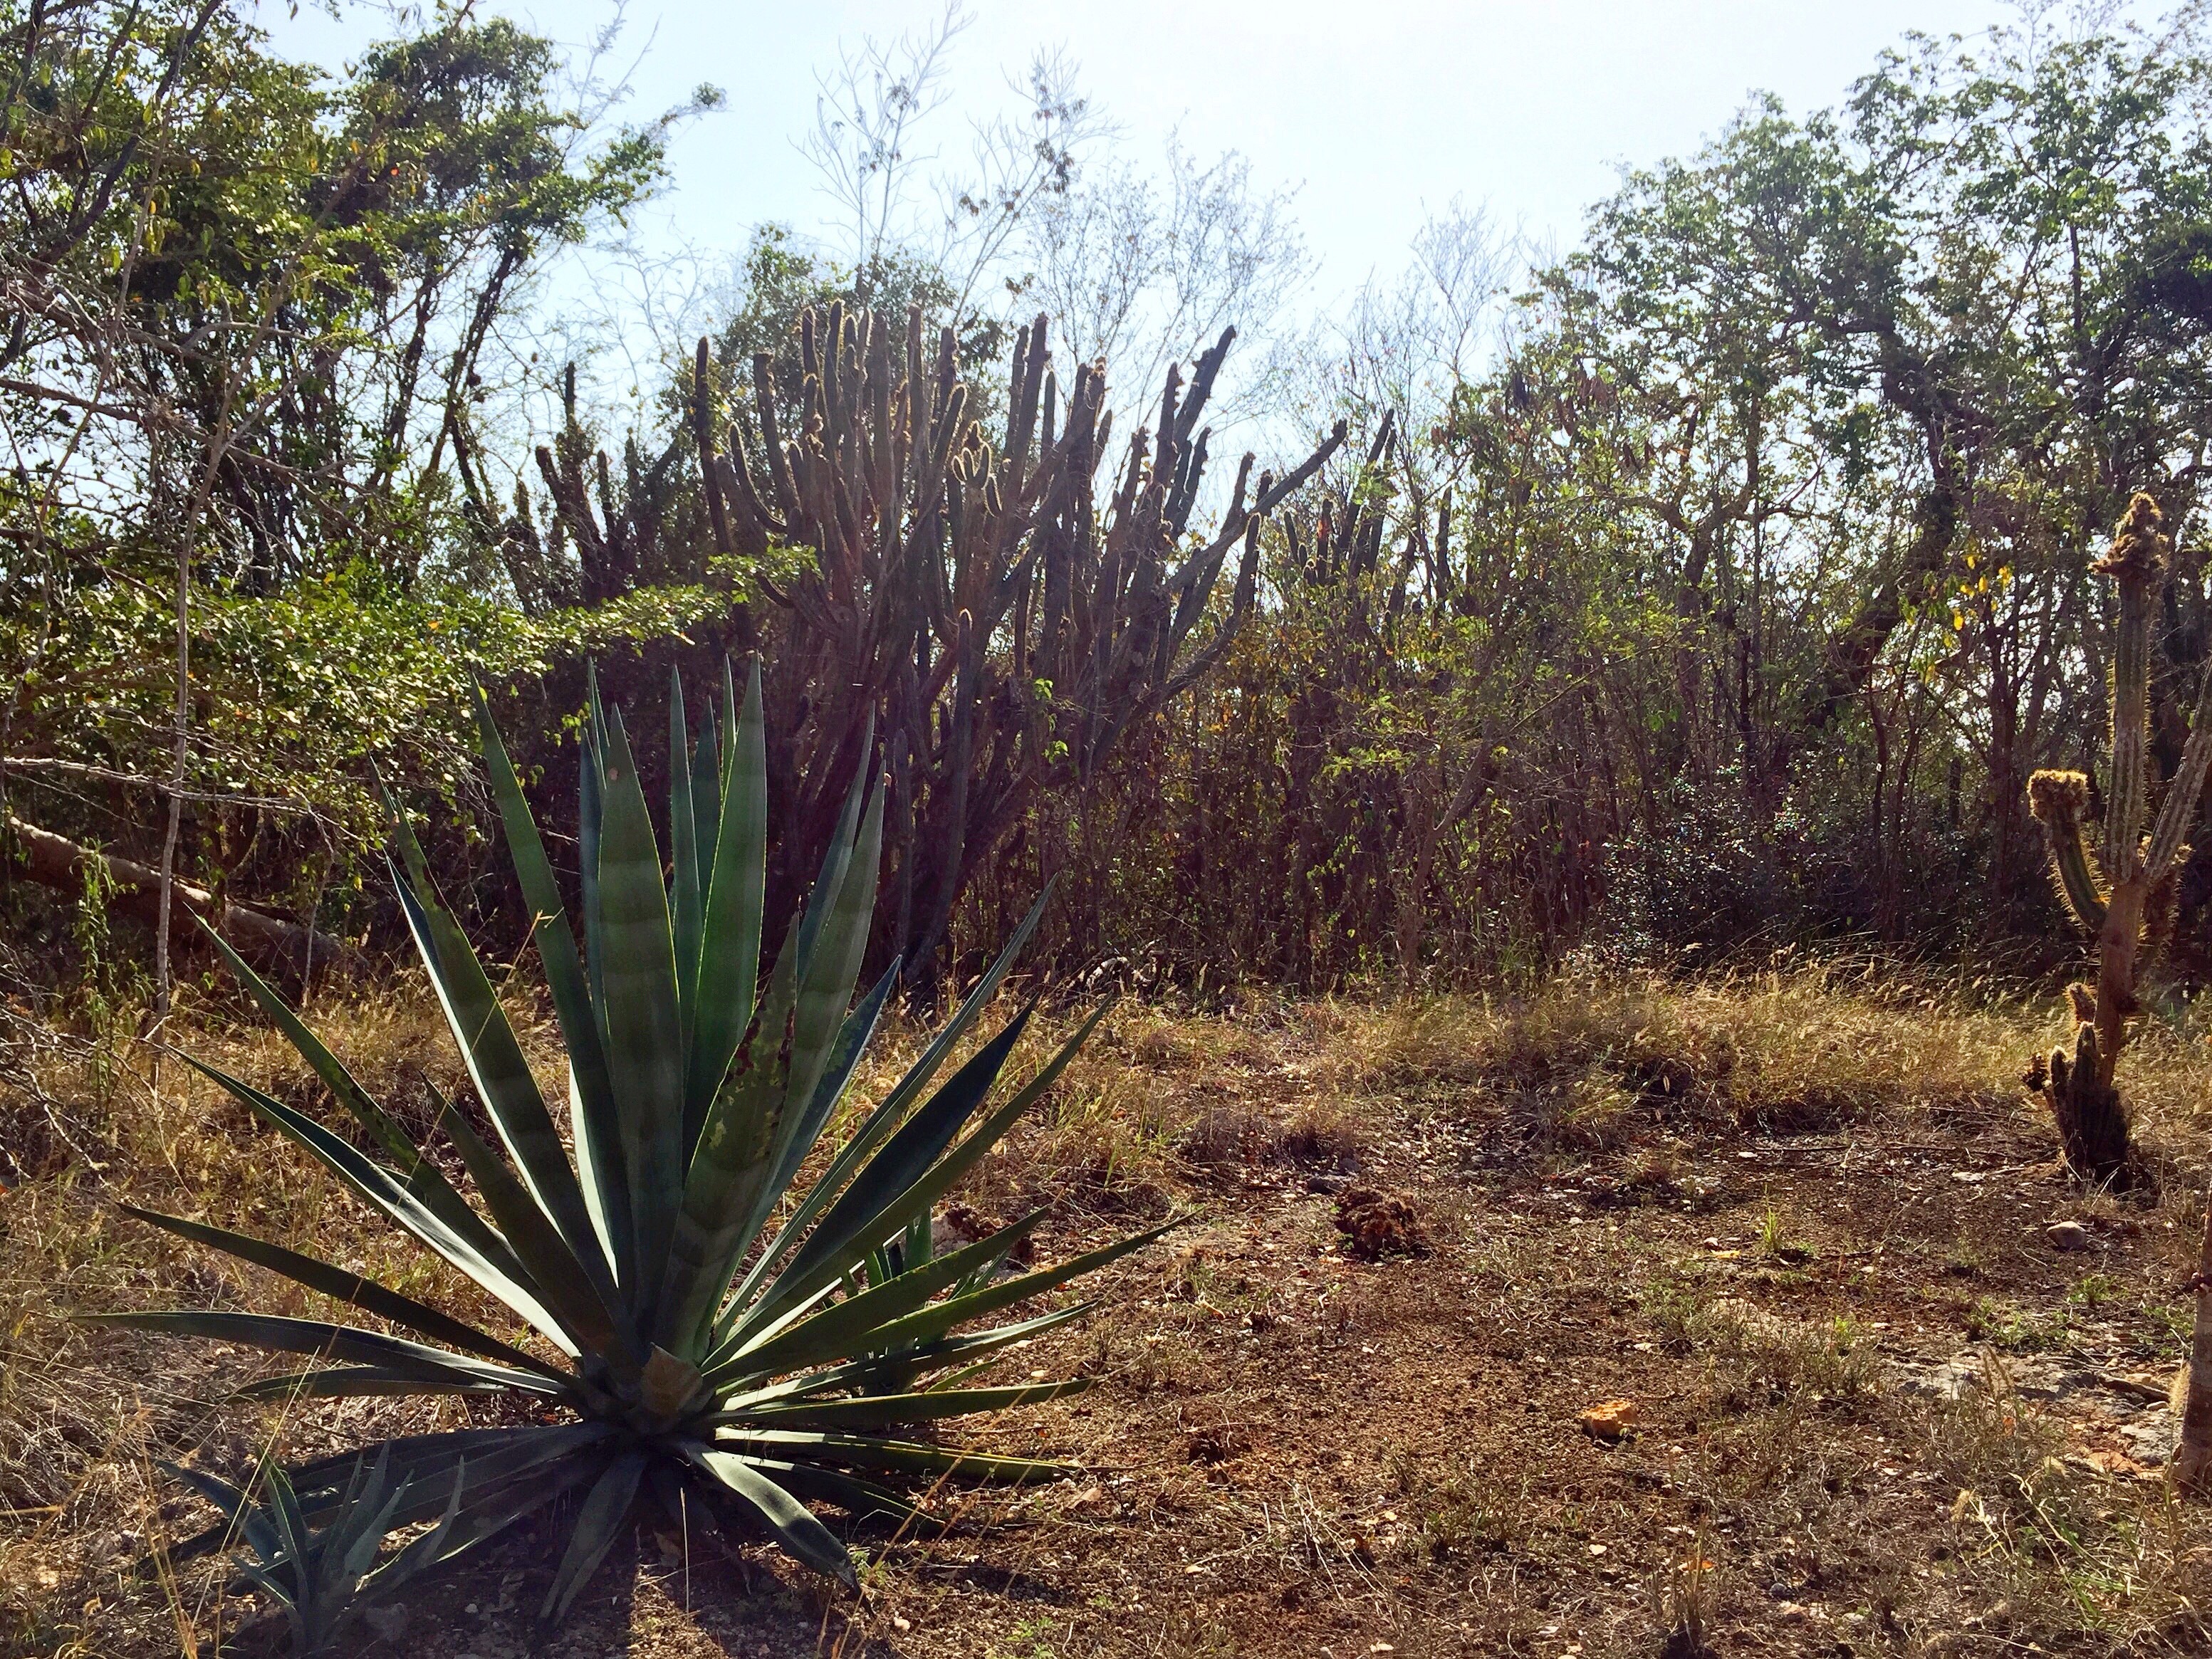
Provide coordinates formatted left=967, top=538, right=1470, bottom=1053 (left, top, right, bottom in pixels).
left=2145, top=666, right=2212, bottom=883
left=2048, top=817, right=2109, bottom=935
left=2028, top=770, right=2107, bottom=935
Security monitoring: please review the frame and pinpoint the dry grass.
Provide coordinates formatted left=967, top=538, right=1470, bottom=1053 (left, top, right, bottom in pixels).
left=0, top=961, right=2207, bottom=1655
left=1330, top=963, right=2212, bottom=1148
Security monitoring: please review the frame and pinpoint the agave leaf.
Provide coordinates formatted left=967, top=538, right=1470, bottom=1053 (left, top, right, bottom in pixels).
left=669, top=671, right=703, bottom=1047
left=229, top=1559, right=300, bottom=1616
left=180, top=1057, right=573, bottom=1351
left=689, top=705, right=721, bottom=916
left=778, top=778, right=885, bottom=1156
left=682, top=1448, right=855, bottom=1587
left=80, top=1311, right=555, bottom=1391
left=189, top=922, right=504, bottom=1265
left=714, top=1302, right=1097, bottom=1418
left=368, top=1457, right=461, bottom=1586
left=920, top=1357, right=1001, bottom=1393
left=840, top=1219, right=1179, bottom=1364
left=711, top=1428, right=1070, bottom=1487
left=473, top=684, right=632, bottom=1284
left=580, top=713, right=606, bottom=1017
left=788, top=722, right=871, bottom=984
left=116, top=1205, right=562, bottom=1381
left=687, top=659, right=768, bottom=1147
left=734, top=890, right=1053, bottom=1309
left=812, top=886, right=1050, bottom=1186
left=746, top=1002, right=1116, bottom=1337
left=734, top=1005, right=1034, bottom=1334
left=157, top=1460, right=280, bottom=1563
left=674, top=963, right=897, bottom=1359
left=566, top=1069, right=619, bottom=1290
left=388, top=859, right=617, bottom=1306
left=753, top=962, right=897, bottom=1240
left=742, top=1458, right=938, bottom=1529
left=741, top=1379, right=1094, bottom=1426
left=324, top=1449, right=404, bottom=1601
left=434, top=1088, right=635, bottom=1366
left=596, top=708, right=689, bottom=1316
left=714, top=1215, right=1048, bottom=1386
left=543, top=1450, right=646, bottom=1621
left=227, top=1367, right=523, bottom=1403
left=659, top=915, right=805, bottom=1352
left=256, top=1460, right=311, bottom=1587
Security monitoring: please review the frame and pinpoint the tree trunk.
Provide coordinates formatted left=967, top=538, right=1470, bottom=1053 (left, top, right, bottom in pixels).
left=2177, top=1186, right=2212, bottom=1497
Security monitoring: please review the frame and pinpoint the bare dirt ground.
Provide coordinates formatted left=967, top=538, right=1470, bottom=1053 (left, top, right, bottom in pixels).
left=4, top=968, right=2209, bottom=1658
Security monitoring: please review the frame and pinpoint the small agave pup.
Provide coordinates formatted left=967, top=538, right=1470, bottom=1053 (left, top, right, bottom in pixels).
left=87, top=661, right=1170, bottom=1618
left=2026, top=493, right=2212, bottom=1181
left=160, top=1448, right=464, bottom=1654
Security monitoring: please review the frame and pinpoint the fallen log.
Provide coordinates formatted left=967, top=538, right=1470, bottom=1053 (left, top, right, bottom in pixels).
left=4, top=815, right=359, bottom=983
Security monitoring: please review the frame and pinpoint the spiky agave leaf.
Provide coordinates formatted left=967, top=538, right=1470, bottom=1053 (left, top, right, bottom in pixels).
left=160, top=1448, right=466, bottom=1655
left=88, top=662, right=1174, bottom=1615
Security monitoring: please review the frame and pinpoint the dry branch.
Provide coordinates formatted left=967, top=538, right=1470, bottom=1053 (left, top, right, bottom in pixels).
left=4, top=815, right=356, bottom=983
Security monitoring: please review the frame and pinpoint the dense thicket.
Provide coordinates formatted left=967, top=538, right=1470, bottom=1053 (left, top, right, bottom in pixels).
left=1035, top=16, right=2212, bottom=990
left=10, top=3, right=2212, bottom=1003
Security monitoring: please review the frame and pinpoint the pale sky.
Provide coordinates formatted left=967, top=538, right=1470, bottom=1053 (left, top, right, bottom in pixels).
left=266, top=0, right=2055, bottom=289
left=260, top=0, right=2153, bottom=442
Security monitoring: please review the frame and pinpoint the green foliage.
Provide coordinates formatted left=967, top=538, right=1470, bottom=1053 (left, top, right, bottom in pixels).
left=0, top=1, right=705, bottom=919
left=160, top=1446, right=462, bottom=1655
left=3, top=559, right=733, bottom=849
left=89, top=664, right=1166, bottom=1618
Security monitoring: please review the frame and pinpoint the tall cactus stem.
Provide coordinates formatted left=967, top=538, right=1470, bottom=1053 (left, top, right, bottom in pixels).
left=2095, top=492, right=2167, bottom=881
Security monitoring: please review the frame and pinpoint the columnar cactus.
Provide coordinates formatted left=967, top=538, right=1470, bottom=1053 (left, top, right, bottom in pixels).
left=685, top=305, right=1347, bottom=985
left=2026, top=494, right=2212, bottom=1179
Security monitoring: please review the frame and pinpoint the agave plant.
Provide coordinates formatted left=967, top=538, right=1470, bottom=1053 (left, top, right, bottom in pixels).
left=89, top=663, right=1167, bottom=1618
left=162, top=1447, right=463, bottom=1655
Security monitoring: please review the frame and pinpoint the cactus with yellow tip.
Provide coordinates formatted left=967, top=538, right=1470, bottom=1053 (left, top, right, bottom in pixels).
left=2028, top=493, right=2212, bottom=1178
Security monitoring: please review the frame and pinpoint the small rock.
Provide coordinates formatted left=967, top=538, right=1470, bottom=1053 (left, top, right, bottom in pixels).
left=1577, top=1398, right=1639, bottom=1438
left=2103, top=1368, right=2179, bottom=1406
left=2119, top=1412, right=2180, bottom=1467
left=362, top=1606, right=409, bottom=1640
left=2070, top=1447, right=2151, bottom=1477
left=2045, top=1220, right=2092, bottom=1252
